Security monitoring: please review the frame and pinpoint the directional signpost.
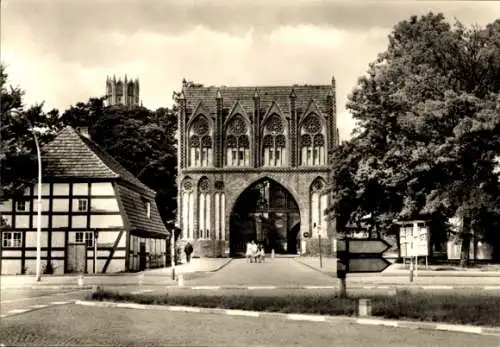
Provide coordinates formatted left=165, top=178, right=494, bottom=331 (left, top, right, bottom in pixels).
left=335, top=238, right=392, bottom=297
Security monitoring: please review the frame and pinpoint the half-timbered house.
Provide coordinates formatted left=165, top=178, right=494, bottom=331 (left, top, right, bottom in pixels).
left=0, top=126, right=169, bottom=275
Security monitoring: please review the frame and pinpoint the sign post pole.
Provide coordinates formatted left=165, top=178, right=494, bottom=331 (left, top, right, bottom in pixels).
left=93, top=230, right=99, bottom=274
left=170, top=232, right=176, bottom=280
left=319, top=235, right=323, bottom=269
left=336, top=238, right=348, bottom=298
left=335, top=237, right=391, bottom=298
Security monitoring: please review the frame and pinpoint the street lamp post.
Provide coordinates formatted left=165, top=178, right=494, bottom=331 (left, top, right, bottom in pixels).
left=23, top=116, right=43, bottom=282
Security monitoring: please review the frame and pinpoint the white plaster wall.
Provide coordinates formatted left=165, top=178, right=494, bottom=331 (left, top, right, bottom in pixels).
left=52, top=215, right=69, bottom=228
left=73, top=183, right=88, bottom=195
left=52, top=183, right=69, bottom=196
left=0, top=200, right=13, bottom=212
left=1, top=260, right=21, bottom=274
left=52, top=199, right=69, bottom=212
left=25, top=231, right=49, bottom=248
left=91, top=183, right=115, bottom=195
left=72, top=216, right=87, bottom=228
left=31, top=215, right=49, bottom=229
left=33, top=199, right=50, bottom=212
left=90, top=215, right=123, bottom=229
left=52, top=232, right=65, bottom=246
left=91, top=199, right=120, bottom=212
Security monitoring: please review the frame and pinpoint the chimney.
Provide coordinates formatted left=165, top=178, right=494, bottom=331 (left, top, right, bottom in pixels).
left=76, top=126, right=91, bottom=139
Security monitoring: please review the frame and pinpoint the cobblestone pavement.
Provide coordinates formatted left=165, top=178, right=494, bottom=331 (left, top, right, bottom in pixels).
left=1, top=304, right=498, bottom=346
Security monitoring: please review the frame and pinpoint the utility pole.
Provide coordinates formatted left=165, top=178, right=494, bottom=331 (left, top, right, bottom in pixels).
left=26, top=117, right=43, bottom=282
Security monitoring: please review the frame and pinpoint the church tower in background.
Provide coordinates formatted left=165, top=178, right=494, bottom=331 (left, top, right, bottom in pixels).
left=105, top=75, right=140, bottom=107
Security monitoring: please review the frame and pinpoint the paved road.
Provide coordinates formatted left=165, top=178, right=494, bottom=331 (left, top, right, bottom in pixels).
left=0, top=286, right=90, bottom=317
left=184, top=258, right=500, bottom=288
left=187, top=258, right=337, bottom=286
left=1, top=304, right=498, bottom=346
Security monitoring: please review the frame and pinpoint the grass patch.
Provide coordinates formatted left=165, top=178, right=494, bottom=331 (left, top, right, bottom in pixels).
left=89, top=288, right=500, bottom=327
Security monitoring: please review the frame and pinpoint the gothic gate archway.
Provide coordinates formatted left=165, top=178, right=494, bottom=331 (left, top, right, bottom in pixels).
left=229, top=178, right=300, bottom=257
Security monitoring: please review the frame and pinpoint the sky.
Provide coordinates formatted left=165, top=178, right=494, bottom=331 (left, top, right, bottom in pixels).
left=2, top=0, right=499, bottom=141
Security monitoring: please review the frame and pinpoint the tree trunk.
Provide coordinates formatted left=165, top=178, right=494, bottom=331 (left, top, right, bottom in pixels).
left=459, top=214, right=472, bottom=267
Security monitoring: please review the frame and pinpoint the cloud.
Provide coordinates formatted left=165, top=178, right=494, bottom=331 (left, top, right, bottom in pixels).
left=2, top=0, right=499, bottom=140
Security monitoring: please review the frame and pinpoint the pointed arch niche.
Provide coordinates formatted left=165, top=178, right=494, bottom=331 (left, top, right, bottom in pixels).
left=214, top=181, right=226, bottom=241
left=310, top=177, right=328, bottom=238
left=188, top=115, right=212, bottom=168
left=181, top=177, right=195, bottom=240
left=262, top=114, right=287, bottom=167
left=197, top=177, right=211, bottom=239
left=225, top=115, right=250, bottom=167
left=300, top=113, right=326, bottom=166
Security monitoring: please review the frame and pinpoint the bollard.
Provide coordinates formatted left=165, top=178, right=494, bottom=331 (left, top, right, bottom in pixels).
left=387, top=287, right=397, bottom=296
left=77, top=274, right=84, bottom=288
left=177, top=273, right=184, bottom=287
left=271, top=249, right=275, bottom=259
left=358, top=299, right=372, bottom=317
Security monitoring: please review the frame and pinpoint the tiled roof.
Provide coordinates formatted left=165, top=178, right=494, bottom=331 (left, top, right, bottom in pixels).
left=183, top=85, right=333, bottom=118
left=116, top=183, right=169, bottom=237
left=42, top=126, right=153, bottom=194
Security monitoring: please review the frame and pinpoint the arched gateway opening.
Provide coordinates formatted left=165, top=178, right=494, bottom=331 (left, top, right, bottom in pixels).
left=230, top=178, right=300, bottom=257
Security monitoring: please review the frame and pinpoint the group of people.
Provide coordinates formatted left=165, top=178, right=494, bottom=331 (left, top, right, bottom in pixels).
left=246, top=240, right=266, bottom=263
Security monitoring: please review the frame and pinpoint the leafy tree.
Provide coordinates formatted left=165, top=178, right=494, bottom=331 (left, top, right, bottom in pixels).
left=330, top=13, right=500, bottom=265
left=0, top=65, right=61, bottom=200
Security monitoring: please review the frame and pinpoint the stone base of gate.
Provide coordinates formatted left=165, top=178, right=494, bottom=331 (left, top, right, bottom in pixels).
left=303, top=238, right=332, bottom=256
left=192, top=240, right=229, bottom=258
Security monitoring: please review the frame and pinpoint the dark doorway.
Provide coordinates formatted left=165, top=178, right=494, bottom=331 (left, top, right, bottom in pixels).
left=139, top=242, right=147, bottom=271
left=230, top=178, right=300, bottom=257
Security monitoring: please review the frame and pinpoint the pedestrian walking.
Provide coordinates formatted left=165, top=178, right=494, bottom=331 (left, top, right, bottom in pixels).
left=246, top=241, right=253, bottom=263
left=184, top=242, right=193, bottom=263
left=256, top=244, right=265, bottom=263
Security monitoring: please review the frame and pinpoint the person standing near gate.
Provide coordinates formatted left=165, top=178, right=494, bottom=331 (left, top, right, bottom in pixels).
left=184, top=242, right=193, bottom=263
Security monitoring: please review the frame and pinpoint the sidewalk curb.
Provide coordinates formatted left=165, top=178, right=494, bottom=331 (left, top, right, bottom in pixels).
left=122, top=285, right=500, bottom=291
left=204, top=258, right=233, bottom=272
left=139, top=259, right=233, bottom=277
left=73, top=300, right=500, bottom=337
left=1, top=285, right=95, bottom=290
left=294, top=258, right=336, bottom=279
left=294, top=258, right=500, bottom=278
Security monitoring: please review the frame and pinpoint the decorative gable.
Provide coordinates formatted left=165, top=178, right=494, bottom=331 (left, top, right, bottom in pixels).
left=191, top=101, right=212, bottom=119
left=299, top=99, right=324, bottom=123
left=224, top=100, right=250, bottom=127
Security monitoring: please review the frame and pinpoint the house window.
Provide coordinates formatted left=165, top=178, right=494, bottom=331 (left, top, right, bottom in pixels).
left=76, top=231, right=94, bottom=247
left=16, top=200, right=26, bottom=212
left=78, top=199, right=88, bottom=212
left=2, top=232, right=22, bottom=248
left=146, top=201, right=151, bottom=219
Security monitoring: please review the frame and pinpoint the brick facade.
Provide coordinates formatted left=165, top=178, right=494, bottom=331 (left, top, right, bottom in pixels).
left=176, top=81, right=337, bottom=257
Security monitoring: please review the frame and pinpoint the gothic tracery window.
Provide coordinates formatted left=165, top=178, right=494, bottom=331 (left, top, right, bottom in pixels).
left=300, top=114, right=325, bottom=166
left=262, top=114, right=287, bottom=167
left=189, top=116, right=212, bottom=167
left=225, top=115, right=250, bottom=167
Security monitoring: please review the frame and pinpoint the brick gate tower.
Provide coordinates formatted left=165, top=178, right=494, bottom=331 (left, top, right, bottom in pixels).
left=176, top=78, right=338, bottom=258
